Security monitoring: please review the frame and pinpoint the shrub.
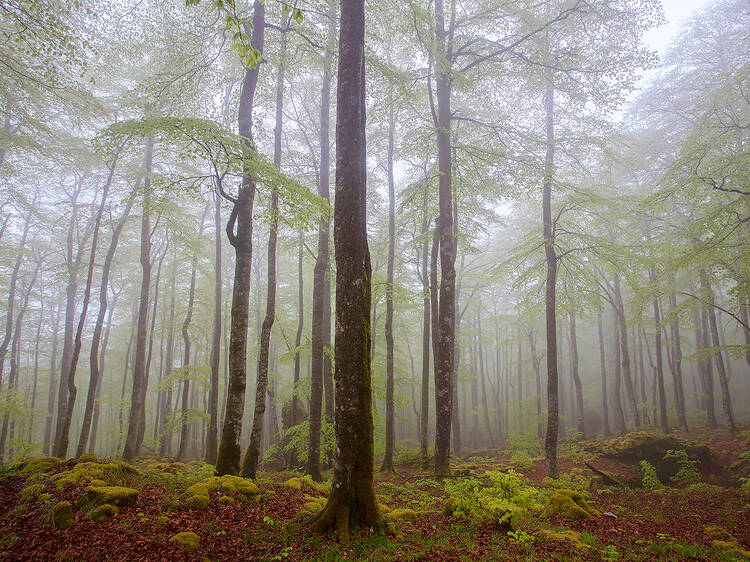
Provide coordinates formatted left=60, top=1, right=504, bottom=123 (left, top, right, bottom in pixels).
left=639, top=460, right=663, bottom=490
left=663, top=449, right=701, bottom=485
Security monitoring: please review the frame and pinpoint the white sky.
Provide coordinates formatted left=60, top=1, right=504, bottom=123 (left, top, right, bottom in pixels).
left=643, top=0, right=713, bottom=59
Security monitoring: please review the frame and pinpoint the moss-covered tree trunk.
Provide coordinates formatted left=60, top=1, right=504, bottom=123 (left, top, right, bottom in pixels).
left=216, top=0, right=265, bottom=476
left=313, top=0, right=384, bottom=539
left=177, top=254, right=198, bottom=461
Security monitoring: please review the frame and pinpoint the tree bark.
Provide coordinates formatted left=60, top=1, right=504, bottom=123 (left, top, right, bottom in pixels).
left=542, top=81, right=559, bottom=479
left=159, top=266, right=177, bottom=456
left=206, top=191, right=222, bottom=464
left=700, top=272, right=736, bottom=432
left=242, top=18, right=287, bottom=478
left=612, top=274, right=640, bottom=429
left=597, top=309, right=610, bottom=435
left=44, top=303, right=61, bottom=456
left=308, top=0, right=335, bottom=482
left=420, top=201, right=430, bottom=468
left=568, top=309, right=585, bottom=435
left=648, top=267, right=669, bottom=432
left=611, top=313, right=626, bottom=433
left=381, top=102, right=396, bottom=473
left=216, top=0, right=265, bottom=476
left=76, top=195, right=133, bottom=457
left=122, top=138, right=155, bottom=461
left=667, top=292, right=688, bottom=430
left=313, top=0, right=384, bottom=538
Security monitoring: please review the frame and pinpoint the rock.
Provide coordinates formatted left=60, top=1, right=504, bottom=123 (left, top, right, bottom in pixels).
left=282, top=477, right=329, bottom=496
left=85, top=485, right=139, bottom=507
left=169, top=531, right=200, bottom=550
left=541, top=489, right=599, bottom=520
left=17, top=457, right=61, bottom=474
left=51, top=501, right=74, bottom=530
left=89, top=503, right=118, bottom=523
left=538, top=529, right=595, bottom=552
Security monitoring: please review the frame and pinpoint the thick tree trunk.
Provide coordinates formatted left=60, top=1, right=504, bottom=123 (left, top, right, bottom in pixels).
left=216, top=0, right=265, bottom=476
left=243, top=21, right=286, bottom=478
left=313, top=0, right=384, bottom=538
left=612, top=274, right=640, bottom=428
left=122, top=138, right=155, bottom=461
left=308, top=1, right=335, bottom=482
left=542, top=82, right=559, bottom=479
left=597, top=309, right=610, bottom=436
left=76, top=194, right=133, bottom=457
left=696, top=305, right=717, bottom=427
left=701, top=272, right=736, bottom=432
left=381, top=105, right=396, bottom=472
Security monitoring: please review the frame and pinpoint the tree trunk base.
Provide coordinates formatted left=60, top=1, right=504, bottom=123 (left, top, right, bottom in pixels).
left=311, top=489, right=387, bottom=544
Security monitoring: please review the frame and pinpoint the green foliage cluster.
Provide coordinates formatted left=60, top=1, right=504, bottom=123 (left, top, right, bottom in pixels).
left=639, top=460, right=663, bottom=490
left=444, top=470, right=542, bottom=527
left=664, top=449, right=701, bottom=485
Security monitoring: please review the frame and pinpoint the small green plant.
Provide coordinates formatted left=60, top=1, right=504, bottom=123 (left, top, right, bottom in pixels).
left=601, top=544, right=621, bottom=561
left=639, top=460, right=663, bottom=490
left=664, top=449, right=701, bottom=485
left=740, top=477, right=750, bottom=492
left=507, top=529, right=535, bottom=550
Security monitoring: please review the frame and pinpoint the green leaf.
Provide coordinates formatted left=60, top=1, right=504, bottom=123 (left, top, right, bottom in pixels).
left=292, top=8, right=303, bottom=24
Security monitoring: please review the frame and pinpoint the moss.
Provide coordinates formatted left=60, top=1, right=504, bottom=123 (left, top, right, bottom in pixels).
left=169, top=531, right=200, bottom=550
left=387, top=508, right=417, bottom=522
left=538, top=529, right=595, bottom=552
left=85, top=485, right=139, bottom=507
left=51, top=501, right=74, bottom=530
left=282, top=476, right=329, bottom=496
left=17, top=457, right=61, bottom=474
left=704, top=526, right=750, bottom=558
left=89, top=503, right=118, bottom=523
left=299, top=495, right=327, bottom=517
left=186, top=494, right=210, bottom=510
left=89, top=479, right=106, bottom=487
left=19, top=483, right=43, bottom=503
left=443, top=494, right=461, bottom=516
left=156, top=515, right=170, bottom=526
left=37, top=493, right=52, bottom=503
left=78, top=453, right=98, bottom=463
left=704, top=525, right=735, bottom=542
left=217, top=474, right=259, bottom=497
left=541, top=489, right=599, bottom=520
left=218, top=495, right=235, bottom=504
left=184, top=475, right=259, bottom=509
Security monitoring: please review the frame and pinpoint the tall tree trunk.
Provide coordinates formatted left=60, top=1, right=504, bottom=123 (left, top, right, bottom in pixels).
left=308, top=0, right=335, bottom=482
left=420, top=203, right=431, bottom=468
left=90, top=288, right=119, bottom=454
left=159, top=266, right=177, bottom=456
left=528, top=330, right=542, bottom=439
left=122, top=138, right=155, bottom=461
left=568, top=309, right=585, bottom=435
left=216, top=0, right=265, bottom=476
left=696, top=305, right=717, bottom=427
left=432, top=0, right=456, bottom=478
left=612, top=312, right=626, bottom=434
left=44, top=303, right=61, bottom=456
left=648, top=267, right=669, bottom=432
left=668, top=292, right=688, bottom=430
left=612, top=274, right=640, bottom=428
left=177, top=253, right=199, bottom=460
left=29, top=297, right=43, bottom=443
left=290, top=229, right=303, bottom=468
left=381, top=103, right=396, bottom=473
left=242, top=19, right=287, bottom=478
left=312, top=0, right=384, bottom=537
left=478, top=310, right=494, bottom=447
left=206, top=191, right=222, bottom=464
left=58, top=150, right=120, bottom=457
left=0, top=258, right=39, bottom=460
left=542, top=82, right=559, bottom=478
left=597, top=309, right=610, bottom=435
left=700, top=272, right=736, bottom=432
left=76, top=194, right=133, bottom=457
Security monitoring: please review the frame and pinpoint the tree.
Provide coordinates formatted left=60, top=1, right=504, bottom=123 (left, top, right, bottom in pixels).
left=312, top=0, right=384, bottom=539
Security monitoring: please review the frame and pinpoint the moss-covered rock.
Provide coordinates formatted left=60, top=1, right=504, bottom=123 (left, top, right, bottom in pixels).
left=169, top=531, right=200, bottom=550
left=538, top=529, right=595, bottom=552
left=85, top=485, right=139, bottom=507
left=78, top=453, right=98, bottom=463
left=89, top=479, right=106, bottom=487
left=299, top=495, right=327, bottom=517
left=89, top=503, right=118, bottom=523
left=387, top=508, right=418, bottom=522
left=186, top=494, right=210, bottom=510
left=51, top=501, right=73, bottom=530
left=443, top=494, right=462, bottom=516
left=183, top=474, right=258, bottom=510
left=541, top=489, right=599, bottom=520
left=156, top=515, right=170, bottom=526
left=37, top=493, right=52, bottom=503
left=218, top=495, right=235, bottom=504
left=19, top=483, right=43, bottom=503
left=282, top=476, right=329, bottom=497
left=17, top=456, right=61, bottom=474
left=704, top=525, right=750, bottom=558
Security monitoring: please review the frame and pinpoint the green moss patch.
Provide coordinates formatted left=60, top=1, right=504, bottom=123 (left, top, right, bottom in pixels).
left=282, top=476, right=329, bottom=497
left=541, top=489, right=599, bottom=520
left=184, top=475, right=259, bottom=510
left=85, top=485, right=139, bottom=507
left=50, top=501, right=73, bottom=530
left=16, top=457, right=61, bottom=474
left=169, top=531, right=200, bottom=550
left=89, top=503, right=118, bottom=523
left=538, top=529, right=595, bottom=553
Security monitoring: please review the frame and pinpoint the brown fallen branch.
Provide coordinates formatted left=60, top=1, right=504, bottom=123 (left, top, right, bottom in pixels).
left=585, top=462, right=624, bottom=487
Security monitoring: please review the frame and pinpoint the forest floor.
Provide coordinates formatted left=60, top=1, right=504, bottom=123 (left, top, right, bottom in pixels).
left=0, top=426, right=748, bottom=561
